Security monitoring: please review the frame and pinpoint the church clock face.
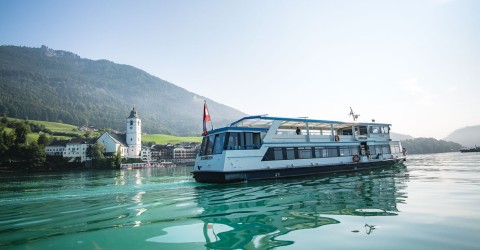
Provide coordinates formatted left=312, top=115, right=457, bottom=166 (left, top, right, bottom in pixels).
left=130, top=126, right=133, bottom=129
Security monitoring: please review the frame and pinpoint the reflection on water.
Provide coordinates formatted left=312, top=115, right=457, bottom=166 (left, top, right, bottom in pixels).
left=189, top=164, right=408, bottom=249
left=0, top=163, right=410, bottom=249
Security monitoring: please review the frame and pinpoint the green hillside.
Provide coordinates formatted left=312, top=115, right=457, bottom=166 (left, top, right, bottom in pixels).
left=4, top=117, right=84, bottom=142
left=143, top=134, right=201, bottom=145
left=4, top=117, right=200, bottom=145
left=0, top=45, right=246, bottom=136
left=8, top=117, right=81, bottom=134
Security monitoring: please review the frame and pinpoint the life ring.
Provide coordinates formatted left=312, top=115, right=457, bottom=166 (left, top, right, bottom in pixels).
left=352, top=154, right=360, bottom=163
left=334, top=135, right=340, bottom=142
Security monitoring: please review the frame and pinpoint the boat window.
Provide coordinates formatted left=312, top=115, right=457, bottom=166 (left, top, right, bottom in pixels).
left=263, top=146, right=365, bottom=161
left=382, top=145, right=391, bottom=154
left=245, top=132, right=253, bottom=149
left=200, top=134, right=225, bottom=156
left=350, top=146, right=360, bottom=155
left=359, top=126, right=368, bottom=135
left=370, top=126, right=389, bottom=134
left=262, top=148, right=273, bottom=161
left=326, top=147, right=339, bottom=157
left=339, top=147, right=350, bottom=156
left=239, top=132, right=246, bottom=149
left=274, top=148, right=283, bottom=160
left=205, top=135, right=215, bottom=155
left=314, top=147, right=326, bottom=158
left=390, top=144, right=401, bottom=153
left=298, top=147, right=312, bottom=159
left=285, top=148, right=295, bottom=160
left=213, top=133, right=225, bottom=154
left=225, top=132, right=263, bottom=150
left=253, top=133, right=262, bottom=149
left=226, top=132, right=240, bottom=150
left=340, top=129, right=353, bottom=135
left=200, top=137, right=208, bottom=155
left=381, top=126, right=389, bottom=134
left=370, top=146, right=376, bottom=155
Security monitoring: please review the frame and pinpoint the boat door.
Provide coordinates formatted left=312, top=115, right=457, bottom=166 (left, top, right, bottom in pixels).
left=360, top=142, right=370, bottom=159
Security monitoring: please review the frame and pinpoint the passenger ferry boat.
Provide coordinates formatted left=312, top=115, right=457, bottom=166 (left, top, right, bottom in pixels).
left=193, top=115, right=406, bottom=183
left=460, top=146, right=480, bottom=153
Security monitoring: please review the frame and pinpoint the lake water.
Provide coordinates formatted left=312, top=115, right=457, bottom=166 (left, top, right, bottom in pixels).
left=1, top=152, right=480, bottom=249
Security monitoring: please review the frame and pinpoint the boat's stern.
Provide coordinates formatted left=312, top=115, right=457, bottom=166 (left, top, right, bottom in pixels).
left=192, top=153, right=229, bottom=183
left=193, top=153, right=226, bottom=172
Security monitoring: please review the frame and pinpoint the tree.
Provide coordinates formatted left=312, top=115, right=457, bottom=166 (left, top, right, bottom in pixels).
left=26, top=142, right=46, bottom=167
left=14, top=121, right=31, bottom=145
left=37, top=133, right=50, bottom=147
left=0, top=131, right=11, bottom=163
left=86, top=142, right=105, bottom=168
left=0, top=114, right=7, bottom=125
left=113, top=147, right=123, bottom=168
left=92, top=142, right=105, bottom=160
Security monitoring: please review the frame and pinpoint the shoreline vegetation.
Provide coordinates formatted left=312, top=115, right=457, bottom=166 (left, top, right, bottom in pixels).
left=0, top=115, right=200, bottom=172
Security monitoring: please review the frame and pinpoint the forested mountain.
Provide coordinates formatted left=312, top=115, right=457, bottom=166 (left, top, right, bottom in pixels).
left=444, top=125, right=480, bottom=147
left=0, top=45, right=246, bottom=135
left=390, top=132, right=414, bottom=141
left=401, top=138, right=462, bottom=155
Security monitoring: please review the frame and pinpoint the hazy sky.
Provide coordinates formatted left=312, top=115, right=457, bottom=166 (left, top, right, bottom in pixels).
left=1, top=0, right=479, bottom=139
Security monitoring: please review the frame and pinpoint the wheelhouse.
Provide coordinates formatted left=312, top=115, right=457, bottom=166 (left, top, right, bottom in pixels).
left=199, top=128, right=267, bottom=156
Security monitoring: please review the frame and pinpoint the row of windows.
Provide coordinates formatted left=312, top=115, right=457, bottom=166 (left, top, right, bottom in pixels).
left=200, top=132, right=264, bottom=156
left=370, top=126, right=389, bottom=134
left=276, top=125, right=389, bottom=136
left=46, top=148, right=64, bottom=152
left=262, top=145, right=392, bottom=161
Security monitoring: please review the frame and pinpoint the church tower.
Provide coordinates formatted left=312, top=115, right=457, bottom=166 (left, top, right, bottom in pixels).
left=126, top=107, right=141, bottom=158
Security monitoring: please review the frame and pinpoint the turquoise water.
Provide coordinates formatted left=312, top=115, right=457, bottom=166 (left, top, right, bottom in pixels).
left=1, top=152, right=480, bottom=249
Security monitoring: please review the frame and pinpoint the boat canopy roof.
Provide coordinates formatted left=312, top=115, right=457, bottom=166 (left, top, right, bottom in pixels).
left=230, top=115, right=391, bottom=130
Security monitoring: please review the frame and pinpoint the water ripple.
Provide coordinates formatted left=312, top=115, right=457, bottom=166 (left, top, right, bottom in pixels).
left=1, top=154, right=479, bottom=249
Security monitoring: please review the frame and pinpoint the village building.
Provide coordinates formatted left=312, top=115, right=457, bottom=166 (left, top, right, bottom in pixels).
left=97, top=132, right=129, bottom=157
left=126, top=107, right=142, bottom=158
left=53, top=107, right=142, bottom=162
left=150, top=147, right=160, bottom=160
left=140, top=147, right=152, bottom=162
left=78, top=125, right=97, bottom=132
left=97, top=107, right=142, bottom=158
left=63, top=138, right=96, bottom=162
left=173, top=146, right=197, bottom=164
left=144, top=142, right=201, bottom=163
left=44, top=107, right=202, bottom=164
left=45, top=141, right=67, bottom=156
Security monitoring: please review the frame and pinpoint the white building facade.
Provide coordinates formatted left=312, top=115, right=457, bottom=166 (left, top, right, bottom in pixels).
left=141, top=147, right=152, bottom=162
left=45, top=144, right=66, bottom=156
left=126, top=107, right=141, bottom=158
left=97, top=132, right=129, bottom=157
left=63, top=139, right=95, bottom=162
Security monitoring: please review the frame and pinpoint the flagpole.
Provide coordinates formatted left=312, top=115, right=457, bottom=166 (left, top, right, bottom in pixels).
left=210, top=118, right=214, bottom=131
left=204, top=100, right=214, bottom=130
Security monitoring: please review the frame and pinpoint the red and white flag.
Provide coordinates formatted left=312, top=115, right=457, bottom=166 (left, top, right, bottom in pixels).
left=203, top=101, right=211, bottom=136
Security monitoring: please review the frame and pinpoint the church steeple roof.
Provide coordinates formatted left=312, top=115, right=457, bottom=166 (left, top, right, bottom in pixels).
left=128, top=107, right=139, bottom=118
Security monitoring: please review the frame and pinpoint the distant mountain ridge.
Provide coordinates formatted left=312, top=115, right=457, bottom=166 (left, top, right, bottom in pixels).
left=390, top=132, right=414, bottom=141
left=0, top=45, right=247, bottom=135
left=444, top=125, right=480, bottom=147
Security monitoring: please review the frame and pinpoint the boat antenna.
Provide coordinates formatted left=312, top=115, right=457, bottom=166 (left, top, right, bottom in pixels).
left=349, top=107, right=360, bottom=121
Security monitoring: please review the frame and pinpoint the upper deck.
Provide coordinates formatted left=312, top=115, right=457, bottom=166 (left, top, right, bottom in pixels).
left=228, top=115, right=392, bottom=143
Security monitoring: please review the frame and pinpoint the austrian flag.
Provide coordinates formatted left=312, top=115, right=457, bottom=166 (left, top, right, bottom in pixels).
left=203, top=102, right=211, bottom=135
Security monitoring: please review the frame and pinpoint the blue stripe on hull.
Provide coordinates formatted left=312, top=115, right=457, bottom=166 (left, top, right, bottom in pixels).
left=193, top=158, right=405, bottom=183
